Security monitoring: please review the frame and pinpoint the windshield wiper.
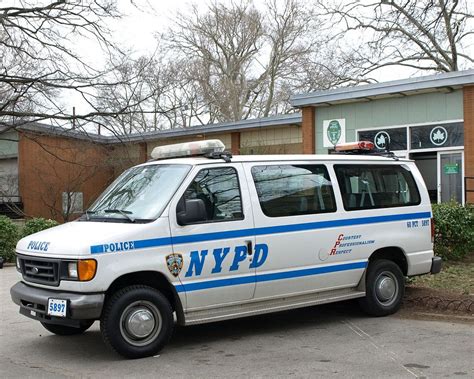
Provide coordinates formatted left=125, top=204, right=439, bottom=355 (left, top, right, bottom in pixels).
left=83, top=210, right=96, bottom=221
left=103, top=209, right=135, bottom=222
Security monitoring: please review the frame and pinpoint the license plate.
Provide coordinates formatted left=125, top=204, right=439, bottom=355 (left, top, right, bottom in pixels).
left=47, top=298, right=67, bottom=317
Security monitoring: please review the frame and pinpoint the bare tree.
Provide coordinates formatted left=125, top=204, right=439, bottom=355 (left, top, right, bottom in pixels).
left=317, top=0, right=474, bottom=74
left=160, top=0, right=366, bottom=125
left=164, top=0, right=319, bottom=122
left=165, top=1, right=265, bottom=122
left=0, top=0, right=157, bottom=134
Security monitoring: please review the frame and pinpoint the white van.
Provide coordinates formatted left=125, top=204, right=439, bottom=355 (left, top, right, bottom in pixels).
left=11, top=140, right=441, bottom=359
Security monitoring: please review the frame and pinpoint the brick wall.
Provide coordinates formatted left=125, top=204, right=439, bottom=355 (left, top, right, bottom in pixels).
left=18, top=133, right=143, bottom=221
left=301, top=107, right=315, bottom=154
left=230, top=132, right=240, bottom=155
left=464, top=85, right=474, bottom=204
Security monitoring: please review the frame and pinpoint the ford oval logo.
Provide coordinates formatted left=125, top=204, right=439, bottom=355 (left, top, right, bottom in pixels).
left=31, top=267, right=39, bottom=275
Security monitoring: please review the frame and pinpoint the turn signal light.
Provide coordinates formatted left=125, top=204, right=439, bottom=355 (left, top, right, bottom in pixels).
left=78, top=259, right=97, bottom=281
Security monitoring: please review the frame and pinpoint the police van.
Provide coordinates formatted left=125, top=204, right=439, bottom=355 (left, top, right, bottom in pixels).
left=11, top=140, right=441, bottom=359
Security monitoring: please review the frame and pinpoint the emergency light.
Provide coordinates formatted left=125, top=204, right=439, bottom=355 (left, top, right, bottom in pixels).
left=335, top=141, right=375, bottom=152
left=151, top=139, right=226, bottom=160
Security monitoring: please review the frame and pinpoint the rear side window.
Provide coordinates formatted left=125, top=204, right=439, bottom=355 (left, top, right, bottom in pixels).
left=334, top=165, right=421, bottom=211
left=251, top=165, right=337, bottom=217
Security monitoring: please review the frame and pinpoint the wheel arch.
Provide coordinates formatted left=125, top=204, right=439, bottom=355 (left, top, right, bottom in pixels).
left=368, top=246, right=408, bottom=276
left=105, top=271, right=185, bottom=325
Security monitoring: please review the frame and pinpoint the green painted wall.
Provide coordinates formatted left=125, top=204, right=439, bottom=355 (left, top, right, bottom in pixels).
left=0, top=129, right=19, bottom=158
left=315, top=90, right=463, bottom=154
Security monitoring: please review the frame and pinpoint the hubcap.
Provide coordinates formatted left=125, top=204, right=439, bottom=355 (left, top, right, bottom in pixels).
left=126, top=309, right=155, bottom=338
left=119, top=301, right=162, bottom=347
left=375, top=272, right=398, bottom=305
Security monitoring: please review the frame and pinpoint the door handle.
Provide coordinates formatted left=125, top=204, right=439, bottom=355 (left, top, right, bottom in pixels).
left=246, top=240, right=253, bottom=255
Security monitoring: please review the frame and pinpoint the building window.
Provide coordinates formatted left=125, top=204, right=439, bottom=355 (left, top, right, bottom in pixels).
left=334, top=165, right=420, bottom=211
left=410, top=122, right=464, bottom=149
left=62, top=192, right=83, bottom=214
left=358, top=127, right=407, bottom=151
left=251, top=165, right=336, bottom=217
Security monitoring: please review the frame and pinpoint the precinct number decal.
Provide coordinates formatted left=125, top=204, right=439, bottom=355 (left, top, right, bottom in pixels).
left=47, top=298, right=67, bottom=317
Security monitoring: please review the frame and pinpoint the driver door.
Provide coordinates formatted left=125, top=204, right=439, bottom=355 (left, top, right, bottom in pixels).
left=168, top=163, right=256, bottom=310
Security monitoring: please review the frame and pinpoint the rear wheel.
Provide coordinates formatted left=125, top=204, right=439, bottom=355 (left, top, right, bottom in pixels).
left=359, top=259, right=404, bottom=316
left=41, top=320, right=94, bottom=335
left=100, top=285, right=174, bottom=359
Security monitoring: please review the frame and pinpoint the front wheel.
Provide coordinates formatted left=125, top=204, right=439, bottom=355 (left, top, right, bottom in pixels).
left=100, top=285, right=174, bottom=359
left=41, top=320, right=94, bottom=335
left=359, top=259, right=405, bottom=316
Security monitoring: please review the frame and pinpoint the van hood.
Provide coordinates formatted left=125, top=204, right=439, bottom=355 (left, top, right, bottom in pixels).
left=16, top=220, right=162, bottom=257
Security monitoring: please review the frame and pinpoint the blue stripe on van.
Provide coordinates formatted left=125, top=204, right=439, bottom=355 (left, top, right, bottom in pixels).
left=174, top=261, right=368, bottom=293
left=89, top=211, right=431, bottom=254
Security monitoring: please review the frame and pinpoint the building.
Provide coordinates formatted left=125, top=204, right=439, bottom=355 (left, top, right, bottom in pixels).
left=0, top=114, right=302, bottom=221
left=1, top=69, right=473, bottom=221
left=291, top=69, right=474, bottom=204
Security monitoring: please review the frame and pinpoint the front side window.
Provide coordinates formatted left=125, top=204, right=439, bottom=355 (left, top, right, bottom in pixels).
left=180, top=167, right=243, bottom=223
left=87, top=164, right=191, bottom=222
left=251, top=165, right=336, bottom=217
left=335, top=164, right=421, bottom=211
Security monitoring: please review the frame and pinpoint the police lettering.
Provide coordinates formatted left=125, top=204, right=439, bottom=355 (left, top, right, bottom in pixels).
left=27, top=240, right=50, bottom=251
left=185, top=243, right=269, bottom=277
left=103, top=241, right=135, bottom=253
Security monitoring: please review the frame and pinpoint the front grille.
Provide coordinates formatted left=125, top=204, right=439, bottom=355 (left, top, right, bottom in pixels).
left=19, top=255, right=60, bottom=286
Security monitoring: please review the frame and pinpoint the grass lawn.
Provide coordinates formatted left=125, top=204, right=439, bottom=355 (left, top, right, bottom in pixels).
left=408, top=254, right=474, bottom=295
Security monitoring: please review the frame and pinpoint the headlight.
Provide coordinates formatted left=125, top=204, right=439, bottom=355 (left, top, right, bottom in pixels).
left=16, top=256, right=21, bottom=271
left=67, top=262, right=78, bottom=279
left=64, top=259, right=97, bottom=281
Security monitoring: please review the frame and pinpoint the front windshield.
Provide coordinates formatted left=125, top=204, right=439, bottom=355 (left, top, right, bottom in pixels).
left=86, top=164, right=191, bottom=222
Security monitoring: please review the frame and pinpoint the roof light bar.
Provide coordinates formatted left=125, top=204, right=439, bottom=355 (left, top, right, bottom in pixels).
left=335, top=141, right=375, bottom=152
left=151, top=139, right=226, bottom=160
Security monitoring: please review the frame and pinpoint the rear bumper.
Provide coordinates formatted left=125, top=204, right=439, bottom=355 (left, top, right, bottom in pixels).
left=430, top=256, right=442, bottom=274
left=10, top=281, right=104, bottom=326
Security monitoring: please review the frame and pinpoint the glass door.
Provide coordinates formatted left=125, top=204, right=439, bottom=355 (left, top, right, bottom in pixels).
left=438, top=151, right=464, bottom=204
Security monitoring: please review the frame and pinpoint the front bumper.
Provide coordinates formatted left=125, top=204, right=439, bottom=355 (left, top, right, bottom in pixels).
left=10, top=281, right=104, bottom=326
left=430, top=256, right=442, bottom=274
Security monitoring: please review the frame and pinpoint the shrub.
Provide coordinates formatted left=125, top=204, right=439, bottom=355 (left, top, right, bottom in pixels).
left=0, top=216, right=19, bottom=262
left=432, top=201, right=474, bottom=261
left=21, top=218, right=59, bottom=238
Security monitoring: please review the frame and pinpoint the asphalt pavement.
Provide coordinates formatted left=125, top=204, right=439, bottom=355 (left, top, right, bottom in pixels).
left=1, top=266, right=473, bottom=378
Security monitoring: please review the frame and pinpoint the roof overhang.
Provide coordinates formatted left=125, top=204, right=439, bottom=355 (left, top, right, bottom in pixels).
left=9, top=113, right=302, bottom=144
left=290, top=69, right=474, bottom=108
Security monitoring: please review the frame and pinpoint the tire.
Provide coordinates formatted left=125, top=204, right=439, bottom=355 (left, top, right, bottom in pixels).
left=359, top=259, right=405, bottom=317
left=100, top=285, right=174, bottom=359
left=41, top=320, right=94, bottom=335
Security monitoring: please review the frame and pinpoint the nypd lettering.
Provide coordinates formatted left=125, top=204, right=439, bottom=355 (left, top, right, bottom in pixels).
left=27, top=240, right=50, bottom=252
left=102, top=241, right=135, bottom=253
left=185, top=243, right=269, bottom=277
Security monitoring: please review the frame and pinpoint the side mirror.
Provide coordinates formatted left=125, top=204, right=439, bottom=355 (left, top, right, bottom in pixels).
left=177, top=198, right=207, bottom=225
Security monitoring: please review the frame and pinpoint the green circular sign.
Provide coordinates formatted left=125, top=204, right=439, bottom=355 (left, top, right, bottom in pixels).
left=327, top=120, right=342, bottom=145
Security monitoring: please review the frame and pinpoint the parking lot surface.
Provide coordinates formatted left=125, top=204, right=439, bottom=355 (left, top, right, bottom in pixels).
left=1, top=266, right=473, bottom=378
